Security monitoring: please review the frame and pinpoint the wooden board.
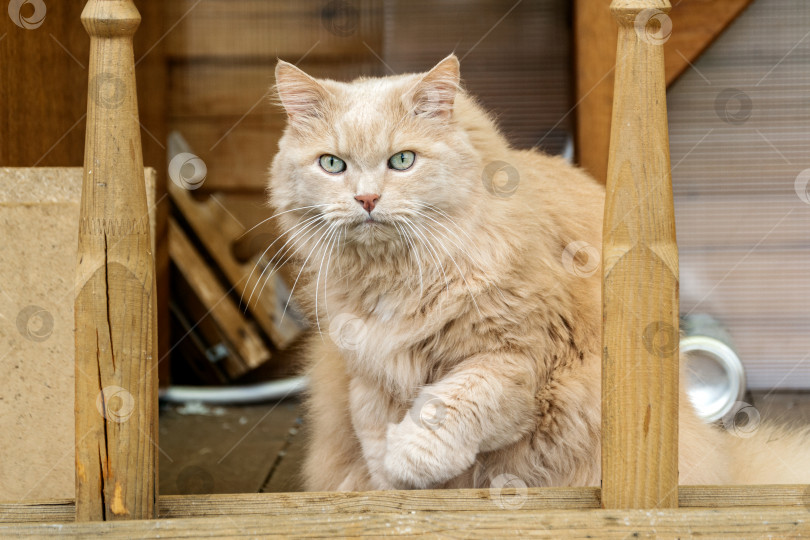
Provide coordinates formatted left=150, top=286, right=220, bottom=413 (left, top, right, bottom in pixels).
left=165, top=0, right=383, bottom=60
left=170, top=118, right=283, bottom=192
left=4, top=485, right=810, bottom=524
left=158, top=402, right=301, bottom=496
left=75, top=0, right=158, bottom=520
left=601, top=0, right=678, bottom=509
left=0, top=503, right=808, bottom=537
left=169, top=219, right=270, bottom=376
left=169, top=60, right=381, bottom=119
left=169, top=182, right=303, bottom=349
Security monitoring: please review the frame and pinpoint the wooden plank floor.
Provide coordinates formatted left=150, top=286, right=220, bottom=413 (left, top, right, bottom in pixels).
left=159, top=399, right=305, bottom=495
left=156, top=391, right=809, bottom=497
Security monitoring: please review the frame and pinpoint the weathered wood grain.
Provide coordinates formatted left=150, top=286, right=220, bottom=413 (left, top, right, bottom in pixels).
left=168, top=219, right=270, bottom=376
left=4, top=486, right=810, bottom=524
left=75, top=0, right=158, bottom=521
left=1, top=505, right=807, bottom=538
left=601, top=0, right=679, bottom=509
left=168, top=181, right=303, bottom=349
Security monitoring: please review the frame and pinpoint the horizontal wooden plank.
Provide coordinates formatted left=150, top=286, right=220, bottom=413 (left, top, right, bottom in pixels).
left=3, top=485, right=810, bottom=524
left=166, top=0, right=382, bottom=59
left=381, top=0, right=569, bottom=64
left=169, top=117, right=278, bottom=191
left=1, top=505, right=807, bottom=538
left=169, top=60, right=381, bottom=118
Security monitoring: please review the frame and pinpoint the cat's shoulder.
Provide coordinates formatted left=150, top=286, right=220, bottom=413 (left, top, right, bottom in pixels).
left=510, top=148, right=604, bottom=197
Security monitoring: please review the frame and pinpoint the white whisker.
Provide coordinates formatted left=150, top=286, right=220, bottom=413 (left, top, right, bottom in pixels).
left=414, top=219, right=482, bottom=317
left=246, top=214, right=325, bottom=309
left=236, top=203, right=331, bottom=240
left=280, top=222, right=336, bottom=326
left=402, top=217, right=450, bottom=300
left=416, top=206, right=510, bottom=305
left=396, top=221, right=424, bottom=299
left=322, top=225, right=342, bottom=324
left=313, top=224, right=341, bottom=338
left=243, top=211, right=324, bottom=308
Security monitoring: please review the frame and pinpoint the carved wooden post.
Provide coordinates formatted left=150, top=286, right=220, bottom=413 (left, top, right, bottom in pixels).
left=601, top=0, right=679, bottom=509
left=75, top=0, right=158, bottom=521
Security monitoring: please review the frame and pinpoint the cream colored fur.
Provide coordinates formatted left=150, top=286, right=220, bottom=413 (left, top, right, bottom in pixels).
left=267, top=55, right=810, bottom=491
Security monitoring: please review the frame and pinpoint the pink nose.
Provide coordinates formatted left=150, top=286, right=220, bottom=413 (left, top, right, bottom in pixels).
left=354, top=193, right=380, bottom=213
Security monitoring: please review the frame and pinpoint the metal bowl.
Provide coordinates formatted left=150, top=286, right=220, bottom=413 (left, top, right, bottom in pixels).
left=681, top=335, right=746, bottom=423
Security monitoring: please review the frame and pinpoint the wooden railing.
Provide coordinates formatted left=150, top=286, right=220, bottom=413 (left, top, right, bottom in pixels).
left=0, top=0, right=805, bottom=536
left=601, top=0, right=679, bottom=509
left=75, top=0, right=158, bottom=521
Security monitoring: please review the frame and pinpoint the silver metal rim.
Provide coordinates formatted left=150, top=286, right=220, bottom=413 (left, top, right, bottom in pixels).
left=681, top=335, right=746, bottom=423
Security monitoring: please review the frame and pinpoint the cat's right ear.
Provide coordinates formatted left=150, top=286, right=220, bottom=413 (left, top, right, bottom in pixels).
left=274, top=60, right=329, bottom=127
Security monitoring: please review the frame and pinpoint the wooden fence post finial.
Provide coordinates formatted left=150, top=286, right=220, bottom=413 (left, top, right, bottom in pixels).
left=602, top=0, right=679, bottom=510
left=75, top=0, right=158, bottom=521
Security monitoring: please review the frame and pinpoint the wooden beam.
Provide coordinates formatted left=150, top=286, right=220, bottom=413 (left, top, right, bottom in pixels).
left=1, top=505, right=807, bottom=538
left=574, top=0, right=755, bottom=183
left=75, top=0, right=158, bottom=521
left=168, top=218, right=271, bottom=376
left=168, top=181, right=301, bottom=350
left=4, top=486, right=810, bottom=524
left=601, top=0, right=679, bottom=509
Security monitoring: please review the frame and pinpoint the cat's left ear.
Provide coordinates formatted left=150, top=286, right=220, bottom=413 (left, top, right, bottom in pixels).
left=406, top=54, right=460, bottom=119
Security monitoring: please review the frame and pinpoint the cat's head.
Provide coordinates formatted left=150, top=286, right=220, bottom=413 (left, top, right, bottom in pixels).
left=268, top=55, right=487, bottom=254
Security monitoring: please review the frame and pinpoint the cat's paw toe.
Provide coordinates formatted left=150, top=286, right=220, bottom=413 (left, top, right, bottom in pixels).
left=384, top=419, right=476, bottom=489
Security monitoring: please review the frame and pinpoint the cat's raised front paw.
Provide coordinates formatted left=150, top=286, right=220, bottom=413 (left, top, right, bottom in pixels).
left=383, top=414, right=476, bottom=489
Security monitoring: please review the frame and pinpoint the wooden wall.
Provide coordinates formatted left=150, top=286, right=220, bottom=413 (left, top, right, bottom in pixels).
left=0, top=0, right=170, bottom=378
left=166, top=0, right=385, bottom=192
left=166, top=0, right=573, bottom=193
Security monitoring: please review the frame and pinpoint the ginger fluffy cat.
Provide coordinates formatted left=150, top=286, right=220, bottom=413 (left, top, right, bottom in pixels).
left=267, top=55, right=810, bottom=491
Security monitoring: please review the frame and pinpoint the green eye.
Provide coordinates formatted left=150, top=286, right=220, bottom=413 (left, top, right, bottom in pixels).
left=319, top=154, right=346, bottom=174
left=388, top=150, right=415, bottom=171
